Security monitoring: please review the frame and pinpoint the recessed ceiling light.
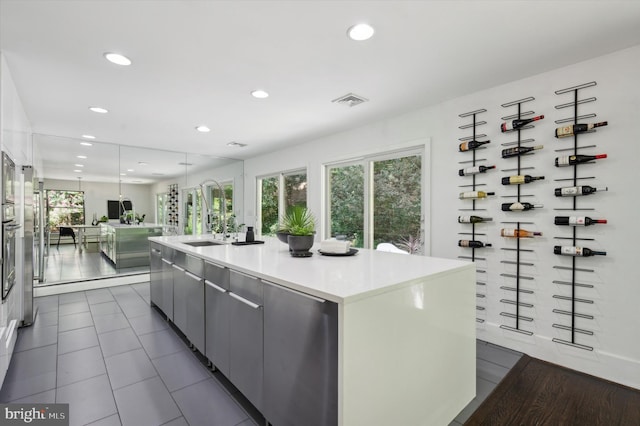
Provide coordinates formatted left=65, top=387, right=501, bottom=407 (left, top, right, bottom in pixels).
left=77, top=155, right=87, bottom=159
left=347, top=23, right=375, bottom=41
left=120, top=173, right=127, bottom=176
left=104, top=52, right=132, bottom=66
left=81, top=134, right=96, bottom=140
left=75, top=164, right=84, bottom=167
left=89, top=106, right=109, bottom=114
left=73, top=169, right=82, bottom=173
left=127, top=169, right=134, bottom=172
left=251, top=89, right=269, bottom=99
left=138, top=162, right=148, bottom=166
left=178, top=162, right=193, bottom=166
left=195, top=125, right=211, bottom=133
left=80, top=142, right=93, bottom=147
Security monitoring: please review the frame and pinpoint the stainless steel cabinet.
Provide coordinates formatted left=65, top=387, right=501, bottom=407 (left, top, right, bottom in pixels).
left=204, top=261, right=230, bottom=376
left=172, top=252, right=205, bottom=353
left=149, top=243, right=163, bottom=310
left=160, top=246, right=175, bottom=320
left=228, top=270, right=263, bottom=411
left=150, top=244, right=174, bottom=320
left=263, top=281, right=339, bottom=426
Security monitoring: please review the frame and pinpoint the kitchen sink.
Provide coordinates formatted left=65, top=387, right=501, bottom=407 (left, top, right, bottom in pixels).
left=182, top=240, right=224, bottom=247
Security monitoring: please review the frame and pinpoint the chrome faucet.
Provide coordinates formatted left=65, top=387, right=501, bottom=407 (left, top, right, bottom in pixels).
left=199, top=179, right=227, bottom=240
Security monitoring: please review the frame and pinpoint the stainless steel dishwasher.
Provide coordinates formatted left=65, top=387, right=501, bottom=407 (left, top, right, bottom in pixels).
left=172, top=251, right=205, bottom=353
left=228, top=270, right=263, bottom=411
left=263, top=281, right=339, bottom=426
left=204, top=261, right=231, bottom=376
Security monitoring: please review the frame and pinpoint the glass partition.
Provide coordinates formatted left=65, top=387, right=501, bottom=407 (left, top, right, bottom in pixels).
left=32, top=134, right=243, bottom=286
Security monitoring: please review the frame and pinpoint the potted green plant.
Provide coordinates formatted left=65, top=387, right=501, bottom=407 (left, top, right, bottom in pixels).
left=279, top=206, right=315, bottom=257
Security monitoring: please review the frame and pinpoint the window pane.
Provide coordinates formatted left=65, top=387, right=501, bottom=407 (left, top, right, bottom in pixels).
left=156, top=193, right=165, bottom=225
left=373, top=155, right=422, bottom=252
left=46, top=190, right=85, bottom=231
left=261, top=176, right=279, bottom=235
left=329, top=165, right=364, bottom=247
left=184, top=191, right=194, bottom=235
left=284, top=173, right=307, bottom=210
left=211, top=183, right=233, bottom=233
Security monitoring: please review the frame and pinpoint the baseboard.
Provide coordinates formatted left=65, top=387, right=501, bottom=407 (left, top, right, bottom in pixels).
left=476, top=320, right=640, bottom=390
left=34, top=273, right=150, bottom=297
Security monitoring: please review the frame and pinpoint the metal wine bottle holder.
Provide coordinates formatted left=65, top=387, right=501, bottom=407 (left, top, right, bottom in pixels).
left=498, top=97, right=540, bottom=336
left=552, top=81, right=603, bottom=351
left=457, top=108, right=488, bottom=323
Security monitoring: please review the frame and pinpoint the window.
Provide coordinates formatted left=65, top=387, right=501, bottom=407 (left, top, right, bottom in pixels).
left=45, top=190, right=85, bottom=231
left=185, top=182, right=234, bottom=235
left=326, top=150, right=423, bottom=251
left=258, top=170, right=307, bottom=236
left=156, top=193, right=166, bottom=225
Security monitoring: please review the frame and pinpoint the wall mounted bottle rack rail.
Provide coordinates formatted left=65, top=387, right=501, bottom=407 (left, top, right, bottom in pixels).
left=457, top=108, right=489, bottom=323
left=498, top=96, right=542, bottom=336
left=167, top=183, right=179, bottom=228
left=552, top=81, right=605, bottom=351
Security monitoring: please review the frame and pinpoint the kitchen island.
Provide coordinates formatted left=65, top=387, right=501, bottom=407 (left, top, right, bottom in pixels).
left=149, top=235, right=476, bottom=426
left=100, top=223, right=163, bottom=268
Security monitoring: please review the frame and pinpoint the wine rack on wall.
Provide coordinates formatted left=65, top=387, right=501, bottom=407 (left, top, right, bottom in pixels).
left=552, top=81, right=607, bottom=351
left=167, top=183, right=179, bottom=228
left=457, top=108, right=490, bottom=323
left=498, top=97, right=544, bottom=336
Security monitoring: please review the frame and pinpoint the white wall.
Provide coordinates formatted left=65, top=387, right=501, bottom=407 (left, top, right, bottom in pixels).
left=242, top=45, right=640, bottom=389
left=0, top=53, right=33, bottom=385
left=43, top=178, right=155, bottom=224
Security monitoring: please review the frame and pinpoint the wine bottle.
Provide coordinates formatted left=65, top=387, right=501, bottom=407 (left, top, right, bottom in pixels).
left=555, top=121, right=608, bottom=138
left=554, top=186, right=608, bottom=197
left=500, top=114, right=544, bottom=132
left=554, top=216, right=607, bottom=226
left=458, top=215, right=493, bottom=224
left=553, top=246, right=606, bottom=257
left=501, top=202, right=543, bottom=211
left=501, top=145, right=543, bottom=158
left=458, top=240, right=492, bottom=248
left=459, top=165, right=496, bottom=176
left=501, top=175, right=545, bottom=185
left=500, top=228, right=542, bottom=238
left=459, top=191, right=495, bottom=200
left=555, top=154, right=607, bottom=167
left=459, top=140, right=491, bottom=152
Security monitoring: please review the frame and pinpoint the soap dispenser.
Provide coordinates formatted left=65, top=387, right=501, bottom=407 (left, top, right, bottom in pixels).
left=245, top=226, right=255, bottom=242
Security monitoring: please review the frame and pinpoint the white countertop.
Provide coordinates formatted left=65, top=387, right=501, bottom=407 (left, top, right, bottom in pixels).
left=149, top=235, right=473, bottom=304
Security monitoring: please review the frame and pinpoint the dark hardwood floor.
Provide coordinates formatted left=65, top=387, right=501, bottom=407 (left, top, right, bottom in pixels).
left=465, top=355, right=640, bottom=426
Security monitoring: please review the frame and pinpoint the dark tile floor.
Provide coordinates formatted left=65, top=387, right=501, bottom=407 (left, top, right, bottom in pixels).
left=2, top=282, right=522, bottom=426
left=1, top=283, right=260, bottom=426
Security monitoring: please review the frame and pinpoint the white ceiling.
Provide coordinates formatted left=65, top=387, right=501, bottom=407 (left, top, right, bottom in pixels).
left=2, top=0, right=640, bottom=181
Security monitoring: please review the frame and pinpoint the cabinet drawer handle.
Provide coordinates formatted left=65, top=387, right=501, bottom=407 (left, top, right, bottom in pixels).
left=185, top=271, right=202, bottom=281
left=205, top=280, right=226, bottom=293
left=172, top=264, right=185, bottom=272
left=231, top=270, right=257, bottom=280
left=263, top=280, right=326, bottom=303
left=162, top=258, right=173, bottom=265
left=151, top=248, right=161, bottom=254
left=229, top=292, right=261, bottom=309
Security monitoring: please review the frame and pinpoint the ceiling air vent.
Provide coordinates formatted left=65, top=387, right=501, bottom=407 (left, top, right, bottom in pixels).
left=331, top=93, right=369, bottom=107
